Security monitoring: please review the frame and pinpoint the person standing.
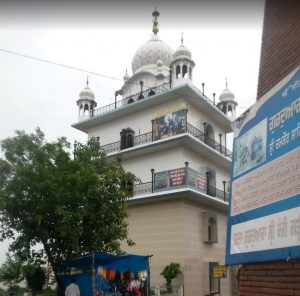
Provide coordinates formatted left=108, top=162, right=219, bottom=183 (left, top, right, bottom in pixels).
left=65, top=278, right=81, bottom=296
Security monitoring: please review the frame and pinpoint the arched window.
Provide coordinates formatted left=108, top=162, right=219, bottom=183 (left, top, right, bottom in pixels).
left=182, top=64, right=188, bottom=78
left=222, top=104, right=227, bottom=114
left=128, top=98, right=134, bottom=104
left=203, top=212, right=218, bottom=243
left=84, top=104, right=90, bottom=116
left=206, top=168, right=216, bottom=197
left=204, top=123, right=215, bottom=148
left=176, top=65, right=181, bottom=78
left=227, top=105, right=233, bottom=117
left=120, top=128, right=135, bottom=150
left=79, top=104, right=83, bottom=116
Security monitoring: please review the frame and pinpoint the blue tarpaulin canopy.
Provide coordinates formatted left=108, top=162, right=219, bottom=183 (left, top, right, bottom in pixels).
left=60, top=252, right=149, bottom=296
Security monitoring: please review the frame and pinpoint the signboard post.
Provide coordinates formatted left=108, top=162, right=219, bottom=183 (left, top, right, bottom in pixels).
left=226, top=66, right=300, bottom=265
left=212, top=265, right=227, bottom=278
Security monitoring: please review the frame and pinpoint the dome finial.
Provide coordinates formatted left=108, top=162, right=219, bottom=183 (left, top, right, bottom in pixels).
left=86, top=76, right=89, bottom=87
left=152, top=7, right=160, bottom=35
left=181, top=32, right=184, bottom=45
left=123, top=68, right=130, bottom=80
left=225, top=77, right=228, bottom=89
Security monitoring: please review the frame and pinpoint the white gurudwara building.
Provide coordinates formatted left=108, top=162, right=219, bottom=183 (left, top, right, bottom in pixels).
left=72, top=9, right=237, bottom=296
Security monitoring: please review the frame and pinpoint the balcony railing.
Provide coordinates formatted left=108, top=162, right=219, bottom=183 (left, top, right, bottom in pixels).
left=133, top=182, right=152, bottom=196
left=85, top=80, right=221, bottom=121
left=100, top=124, right=232, bottom=158
left=91, top=82, right=171, bottom=118
left=133, top=132, right=152, bottom=146
left=207, top=184, right=229, bottom=201
left=131, top=166, right=229, bottom=203
left=187, top=123, right=232, bottom=157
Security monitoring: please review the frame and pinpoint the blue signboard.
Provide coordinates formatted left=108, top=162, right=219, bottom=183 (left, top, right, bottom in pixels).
left=226, top=67, right=300, bottom=265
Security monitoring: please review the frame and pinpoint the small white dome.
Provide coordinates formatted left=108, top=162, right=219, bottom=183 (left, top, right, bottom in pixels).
left=79, top=85, right=95, bottom=101
left=219, top=87, right=235, bottom=102
left=173, top=44, right=192, bottom=60
left=132, top=34, right=174, bottom=74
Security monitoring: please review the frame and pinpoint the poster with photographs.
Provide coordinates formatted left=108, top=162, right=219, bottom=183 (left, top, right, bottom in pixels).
left=233, top=119, right=267, bottom=177
left=153, top=109, right=186, bottom=141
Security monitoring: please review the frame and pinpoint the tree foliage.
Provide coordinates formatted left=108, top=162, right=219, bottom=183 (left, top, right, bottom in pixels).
left=0, top=253, right=45, bottom=295
left=23, top=264, right=46, bottom=295
left=0, top=253, right=23, bottom=287
left=160, top=263, right=182, bottom=286
left=0, top=128, right=136, bottom=291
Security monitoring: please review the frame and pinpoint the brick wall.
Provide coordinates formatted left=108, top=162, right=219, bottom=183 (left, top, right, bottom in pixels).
left=239, top=260, right=300, bottom=296
left=257, top=0, right=300, bottom=99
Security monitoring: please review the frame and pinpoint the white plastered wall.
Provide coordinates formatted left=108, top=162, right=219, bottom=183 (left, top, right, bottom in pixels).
left=88, top=97, right=186, bottom=145
left=122, top=146, right=186, bottom=182
left=88, top=97, right=229, bottom=147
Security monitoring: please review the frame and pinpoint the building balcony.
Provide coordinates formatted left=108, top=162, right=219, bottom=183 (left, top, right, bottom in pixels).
left=100, top=122, right=232, bottom=159
left=72, top=82, right=233, bottom=136
left=131, top=165, right=229, bottom=204
left=89, top=82, right=218, bottom=119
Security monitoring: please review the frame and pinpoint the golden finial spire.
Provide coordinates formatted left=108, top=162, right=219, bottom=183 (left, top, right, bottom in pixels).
left=152, top=7, right=160, bottom=35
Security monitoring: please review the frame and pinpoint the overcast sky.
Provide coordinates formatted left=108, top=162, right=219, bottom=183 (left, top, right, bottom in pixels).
left=0, top=0, right=265, bottom=265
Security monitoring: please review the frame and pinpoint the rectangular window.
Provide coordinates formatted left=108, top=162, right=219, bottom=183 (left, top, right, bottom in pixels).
left=209, top=262, right=220, bottom=295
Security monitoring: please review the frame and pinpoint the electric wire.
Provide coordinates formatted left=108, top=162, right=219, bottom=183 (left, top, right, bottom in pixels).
left=0, top=47, right=252, bottom=111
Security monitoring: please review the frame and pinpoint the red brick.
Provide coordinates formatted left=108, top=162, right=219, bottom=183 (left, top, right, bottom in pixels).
left=238, top=260, right=300, bottom=294
left=247, top=275, right=265, bottom=282
left=262, top=276, right=279, bottom=282
left=266, top=270, right=285, bottom=276
left=285, top=269, right=300, bottom=276
left=243, top=270, right=267, bottom=276
left=277, top=276, right=296, bottom=283
left=257, top=0, right=300, bottom=99
left=288, top=283, right=300, bottom=290
left=274, top=263, right=295, bottom=270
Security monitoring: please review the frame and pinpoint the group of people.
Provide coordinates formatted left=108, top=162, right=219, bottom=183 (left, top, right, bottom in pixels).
left=107, top=271, right=147, bottom=296
left=65, top=272, right=147, bottom=296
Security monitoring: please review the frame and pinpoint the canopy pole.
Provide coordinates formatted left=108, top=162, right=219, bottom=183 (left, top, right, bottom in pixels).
left=147, top=255, right=153, bottom=296
left=92, top=252, right=95, bottom=296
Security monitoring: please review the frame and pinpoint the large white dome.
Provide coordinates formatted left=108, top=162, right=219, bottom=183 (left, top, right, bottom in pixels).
left=131, top=34, right=174, bottom=74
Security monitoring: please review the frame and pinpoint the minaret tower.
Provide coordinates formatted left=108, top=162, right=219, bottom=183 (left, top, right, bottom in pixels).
left=217, top=78, right=238, bottom=119
left=76, top=77, right=97, bottom=120
left=170, top=33, right=195, bottom=86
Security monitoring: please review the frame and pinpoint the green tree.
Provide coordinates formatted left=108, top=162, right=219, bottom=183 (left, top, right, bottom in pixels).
left=0, top=128, right=135, bottom=293
left=0, top=253, right=46, bottom=295
left=23, top=264, right=46, bottom=296
left=161, top=263, right=182, bottom=290
left=0, top=253, right=23, bottom=287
